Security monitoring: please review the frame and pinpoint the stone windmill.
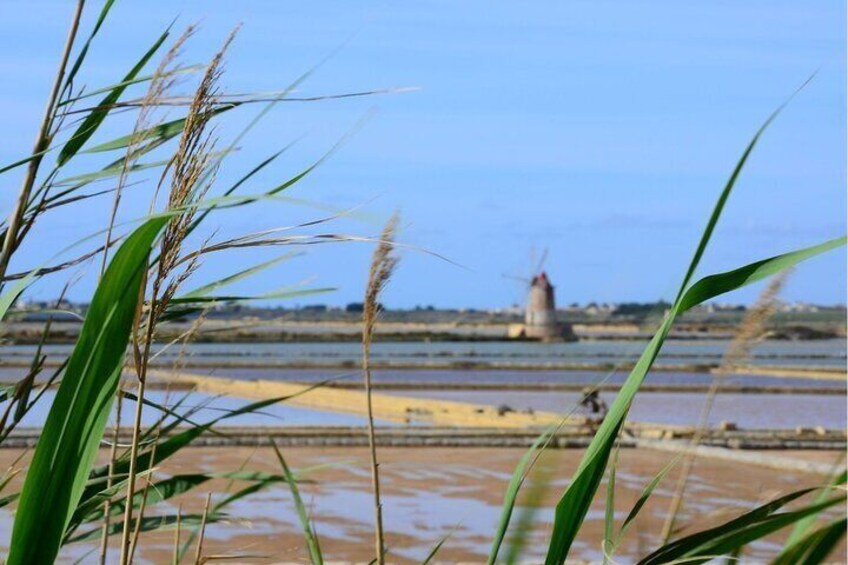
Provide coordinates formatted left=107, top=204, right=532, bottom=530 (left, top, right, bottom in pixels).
left=506, top=249, right=575, bottom=341
left=525, top=271, right=558, bottom=338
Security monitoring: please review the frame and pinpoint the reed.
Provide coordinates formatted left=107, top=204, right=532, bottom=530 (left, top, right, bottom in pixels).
left=362, top=212, right=400, bottom=565
left=0, top=3, right=844, bottom=564
left=118, top=28, right=233, bottom=565
left=0, top=0, right=85, bottom=281
left=659, top=269, right=792, bottom=544
left=0, top=2, right=379, bottom=562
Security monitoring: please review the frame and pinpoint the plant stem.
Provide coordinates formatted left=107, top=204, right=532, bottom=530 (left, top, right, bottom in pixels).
left=361, top=213, right=398, bottom=565
left=363, top=340, right=385, bottom=565
left=173, top=504, right=182, bottom=565
left=0, top=0, right=84, bottom=282
left=119, top=376, right=148, bottom=565
left=119, top=280, right=158, bottom=565
left=659, top=272, right=788, bottom=542
left=129, top=441, right=159, bottom=562
left=99, top=391, right=122, bottom=565
left=194, top=493, right=212, bottom=565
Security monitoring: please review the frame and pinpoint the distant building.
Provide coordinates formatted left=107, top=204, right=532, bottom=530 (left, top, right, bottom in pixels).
left=779, top=302, right=820, bottom=313
left=525, top=272, right=555, bottom=331
left=509, top=271, right=575, bottom=341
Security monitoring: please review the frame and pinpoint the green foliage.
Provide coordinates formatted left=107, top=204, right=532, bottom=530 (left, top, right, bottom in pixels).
left=7, top=216, right=167, bottom=565
left=638, top=487, right=846, bottom=564
left=542, top=88, right=843, bottom=564
left=773, top=517, right=847, bottom=565
left=58, top=27, right=170, bottom=165
left=272, top=440, right=324, bottom=565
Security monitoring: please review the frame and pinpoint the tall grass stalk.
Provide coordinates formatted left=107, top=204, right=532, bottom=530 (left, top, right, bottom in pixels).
left=128, top=440, right=160, bottom=562
left=0, top=0, right=84, bottom=281
left=362, top=212, right=399, bottom=565
left=1, top=3, right=844, bottom=562
left=99, top=390, right=122, bottom=565
left=119, top=31, right=234, bottom=565
left=97, top=34, right=187, bottom=553
left=659, top=269, right=791, bottom=543
left=173, top=503, right=183, bottom=565
left=99, top=26, right=194, bottom=276
left=194, top=492, right=212, bottom=565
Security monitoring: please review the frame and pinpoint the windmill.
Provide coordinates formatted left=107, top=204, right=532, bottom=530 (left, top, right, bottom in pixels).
left=502, top=248, right=549, bottom=298
left=502, top=248, right=574, bottom=341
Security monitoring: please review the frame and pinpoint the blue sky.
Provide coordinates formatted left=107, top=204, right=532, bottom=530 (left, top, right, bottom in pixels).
left=1, top=1, right=845, bottom=308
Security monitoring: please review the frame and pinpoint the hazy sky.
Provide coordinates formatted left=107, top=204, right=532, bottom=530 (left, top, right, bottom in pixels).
left=1, top=1, right=845, bottom=308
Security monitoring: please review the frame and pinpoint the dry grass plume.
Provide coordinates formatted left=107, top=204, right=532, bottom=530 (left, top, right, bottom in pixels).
left=659, top=269, right=792, bottom=543
left=362, top=212, right=400, bottom=565
left=119, top=29, right=238, bottom=565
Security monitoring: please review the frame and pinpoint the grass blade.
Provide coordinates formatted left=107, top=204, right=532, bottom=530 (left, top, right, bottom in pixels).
left=638, top=489, right=845, bottom=564
left=773, top=516, right=847, bottom=565
left=487, top=421, right=561, bottom=564
left=504, top=465, right=552, bottom=565
left=62, top=0, right=116, bottom=96
left=271, top=440, right=323, bottom=565
left=58, top=27, right=170, bottom=165
left=59, top=64, right=203, bottom=107
left=54, top=159, right=169, bottom=186
left=69, top=512, right=216, bottom=544
left=82, top=385, right=331, bottom=509
left=543, top=88, right=832, bottom=564
left=677, top=237, right=846, bottom=311
left=616, top=455, right=680, bottom=544
left=82, top=106, right=234, bottom=155
left=181, top=252, right=299, bottom=298
left=776, top=469, right=846, bottom=558
left=6, top=216, right=167, bottom=565
left=602, top=447, right=619, bottom=563
left=422, top=530, right=455, bottom=565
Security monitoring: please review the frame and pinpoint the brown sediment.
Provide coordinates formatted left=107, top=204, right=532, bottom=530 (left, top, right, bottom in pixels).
left=0, top=446, right=839, bottom=563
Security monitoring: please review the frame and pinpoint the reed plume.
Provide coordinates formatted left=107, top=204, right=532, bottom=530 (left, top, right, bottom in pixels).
left=119, top=29, right=236, bottom=565
left=100, top=26, right=196, bottom=277
left=659, top=269, right=792, bottom=543
left=362, top=212, right=400, bottom=565
left=98, top=28, right=194, bottom=565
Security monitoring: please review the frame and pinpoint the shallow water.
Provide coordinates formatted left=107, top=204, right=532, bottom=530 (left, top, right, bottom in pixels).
left=2, top=337, right=845, bottom=368
left=0, top=446, right=831, bottom=564
left=392, top=390, right=848, bottom=429
left=12, top=390, right=392, bottom=428
left=1, top=339, right=843, bottom=430
left=10, top=386, right=844, bottom=431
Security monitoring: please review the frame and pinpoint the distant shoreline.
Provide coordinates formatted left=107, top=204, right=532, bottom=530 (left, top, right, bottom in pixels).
left=0, top=358, right=843, bottom=380
left=0, top=324, right=843, bottom=344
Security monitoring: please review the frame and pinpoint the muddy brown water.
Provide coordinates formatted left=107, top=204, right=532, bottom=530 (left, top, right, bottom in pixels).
left=0, top=446, right=841, bottom=564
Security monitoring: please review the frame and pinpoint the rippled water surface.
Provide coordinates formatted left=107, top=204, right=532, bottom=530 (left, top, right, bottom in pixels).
left=2, top=338, right=845, bottom=367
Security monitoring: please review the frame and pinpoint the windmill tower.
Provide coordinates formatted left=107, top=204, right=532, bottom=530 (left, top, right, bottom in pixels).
left=505, top=249, right=575, bottom=341
left=525, top=271, right=557, bottom=337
